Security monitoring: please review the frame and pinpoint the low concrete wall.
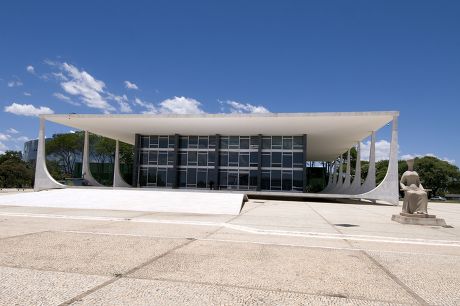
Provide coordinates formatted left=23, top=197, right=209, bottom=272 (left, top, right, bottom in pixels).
left=0, top=188, right=245, bottom=215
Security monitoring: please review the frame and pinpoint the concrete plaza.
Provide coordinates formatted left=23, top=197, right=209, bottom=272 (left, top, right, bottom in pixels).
left=0, top=197, right=459, bottom=305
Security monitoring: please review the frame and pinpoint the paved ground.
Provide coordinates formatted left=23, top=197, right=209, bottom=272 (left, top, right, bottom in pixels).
left=0, top=198, right=459, bottom=305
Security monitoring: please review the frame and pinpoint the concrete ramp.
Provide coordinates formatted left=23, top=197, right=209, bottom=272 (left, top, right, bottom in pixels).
left=0, top=188, right=245, bottom=215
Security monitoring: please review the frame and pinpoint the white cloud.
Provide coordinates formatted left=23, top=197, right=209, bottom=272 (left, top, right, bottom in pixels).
left=6, top=128, right=19, bottom=134
left=401, top=153, right=455, bottom=165
left=26, top=65, right=35, bottom=74
left=360, top=140, right=391, bottom=161
left=220, top=100, right=270, bottom=114
left=158, top=96, right=205, bottom=114
left=17, top=136, right=30, bottom=142
left=7, top=80, right=23, bottom=87
left=109, top=94, right=132, bottom=113
left=134, top=97, right=157, bottom=114
left=0, top=141, right=7, bottom=154
left=23, top=92, right=32, bottom=96
left=4, top=103, right=54, bottom=117
left=53, top=92, right=80, bottom=106
left=59, top=62, right=115, bottom=112
left=124, top=80, right=139, bottom=90
left=0, top=133, right=11, bottom=141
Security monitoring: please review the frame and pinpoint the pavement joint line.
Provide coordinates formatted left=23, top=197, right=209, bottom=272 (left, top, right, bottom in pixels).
left=60, top=210, right=230, bottom=305
left=58, top=238, right=196, bottom=306
left=2, top=211, right=460, bottom=247
left=306, top=203, right=429, bottom=306
left=126, top=276, right=415, bottom=305
left=57, top=230, right=460, bottom=257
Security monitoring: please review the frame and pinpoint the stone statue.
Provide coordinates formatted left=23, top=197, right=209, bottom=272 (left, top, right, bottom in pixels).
left=400, top=159, right=428, bottom=214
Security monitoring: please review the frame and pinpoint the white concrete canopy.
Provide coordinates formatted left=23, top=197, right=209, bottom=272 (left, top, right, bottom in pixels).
left=42, top=112, right=397, bottom=161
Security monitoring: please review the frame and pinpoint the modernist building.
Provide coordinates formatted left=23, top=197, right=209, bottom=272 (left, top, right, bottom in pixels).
left=33, top=111, right=400, bottom=205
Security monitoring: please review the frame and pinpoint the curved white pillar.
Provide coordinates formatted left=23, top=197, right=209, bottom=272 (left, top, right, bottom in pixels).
left=358, top=116, right=399, bottom=205
left=349, top=142, right=362, bottom=194
left=34, top=118, right=66, bottom=191
left=321, top=161, right=335, bottom=193
left=82, top=131, right=104, bottom=187
left=337, top=149, right=351, bottom=193
left=360, top=131, right=376, bottom=193
left=330, top=155, right=344, bottom=194
left=113, top=140, right=131, bottom=188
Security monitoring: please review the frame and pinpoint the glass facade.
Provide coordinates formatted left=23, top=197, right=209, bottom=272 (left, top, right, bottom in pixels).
left=137, top=134, right=305, bottom=192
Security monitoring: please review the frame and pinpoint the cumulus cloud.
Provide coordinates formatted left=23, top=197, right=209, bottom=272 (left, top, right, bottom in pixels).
left=57, top=62, right=115, bottom=112
left=360, top=140, right=391, bottom=161
left=0, top=133, right=11, bottom=141
left=220, top=100, right=270, bottom=114
left=23, top=92, right=32, bottom=96
left=7, top=79, right=23, bottom=87
left=158, top=96, right=205, bottom=114
left=0, top=141, right=7, bottom=154
left=124, top=80, right=139, bottom=90
left=53, top=92, right=80, bottom=106
left=4, top=103, right=54, bottom=117
left=17, top=136, right=30, bottom=142
left=401, top=153, right=455, bottom=165
left=6, top=128, right=19, bottom=134
left=109, top=94, right=132, bottom=113
left=26, top=65, right=35, bottom=74
left=134, top=97, right=157, bottom=114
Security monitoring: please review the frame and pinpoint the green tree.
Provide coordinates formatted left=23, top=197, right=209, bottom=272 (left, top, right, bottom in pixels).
left=414, top=156, right=460, bottom=196
left=0, top=151, right=33, bottom=188
left=46, top=132, right=83, bottom=176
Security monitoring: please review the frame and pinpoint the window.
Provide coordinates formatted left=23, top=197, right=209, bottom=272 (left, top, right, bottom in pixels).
left=282, top=152, right=292, bottom=168
left=189, top=136, right=198, bottom=148
left=293, top=136, right=303, bottom=149
left=250, top=152, right=258, bottom=167
left=261, top=171, right=270, bottom=190
left=198, top=152, right=207, bottom=166
left=239, top=153, right=249, bottom=167
left=220, top=137, right=228, bottom=149
left=262, top=137, right=271, bottom=149
left=271, top=152, right=281, bottom=167
left=240, top=137, right=249, bottom=149
left=159, top=136, right=168, bottom=148
left=250, top=170, right=258, bottom=187
left=169, top=136, right=176, bottom=148
left=229, top=136, right=239, bottom=149
left=239, top=172, right=249, bottom=189
left=179, top=152, right=187, bottom=166
left=199, top=136, right=208, bottom=149
left=282, top=171, right=292, bottom=191
left=283, top=137, right=292, bottom=150
left=250, top=136, right=259, bottom=149
left=293, top=152, right=303, bottom=167
left=197, top=170, right=207, bottom=188
left=293, top=170, right=303, bottom=191
left=148, top=151, right=157, bottom=165
left=148, top=167, right=157, bottom=184
left=158, top=151, right=168, bottom=165
left=229, top=152, right=238, bottom=166
left=157, top=169, right=167, bottom=187
left=261, top=153, right=270, bottom=168
left=271, top=170, right=281, bottom=190
left=220, top=171, right=227, bottom=187
left=150, top=136, right=159, bottom=148
left=188, top=151, right=197, bottom=166
left=141, top=136, right=149, bottom=148
left=187, top=168, right=197, bottom=186
left=272, top=136, right=282, bottom=150
left=179, top=137, right=188, bottom=149
left=219, top=152, right=228, bottom=166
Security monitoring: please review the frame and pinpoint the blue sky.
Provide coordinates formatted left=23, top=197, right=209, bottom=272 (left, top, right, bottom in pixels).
left=0, top=1, right=459, bottom=164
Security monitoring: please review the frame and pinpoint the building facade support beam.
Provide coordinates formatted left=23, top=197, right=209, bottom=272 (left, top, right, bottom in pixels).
left=34, top=118, right=66, bottom=191
left=113, top=140, right=131, bottom=188
left=360, top=131, right=376, bottom=193
left=82, top=131, right=104, bottom=187
left=349, top=141, right=362, bottom=194
left=358, top=116, right=399, bottom=205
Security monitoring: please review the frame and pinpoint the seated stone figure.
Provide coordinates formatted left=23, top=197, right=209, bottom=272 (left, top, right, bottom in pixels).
left=400, top=159, right=428, bottom=214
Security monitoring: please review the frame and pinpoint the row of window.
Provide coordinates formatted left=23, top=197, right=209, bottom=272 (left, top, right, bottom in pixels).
left=138, top=167, right=304, bottom=191
left=139, top=135, right=304, bottom=151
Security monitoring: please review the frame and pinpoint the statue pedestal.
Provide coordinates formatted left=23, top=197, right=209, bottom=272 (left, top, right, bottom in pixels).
left=391, top=213, right=447, bottom=226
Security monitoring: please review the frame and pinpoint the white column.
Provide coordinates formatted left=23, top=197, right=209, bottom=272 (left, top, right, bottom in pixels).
left=34, top=117, right=65, bottom=191
left=360, top=131, right=376, bottom=193
left=339, top=149, right=351, bottom=193
left=82, top=131, right=103, bottom=187
left=113, top=140, right=131, bottom=188
left=330, top=155, right=344, bottom=194
left=349, top=141, right=361, bottom=194
left=321, top=161, right=335, bottom=193
left=359, top=116, right=399, bottom=205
